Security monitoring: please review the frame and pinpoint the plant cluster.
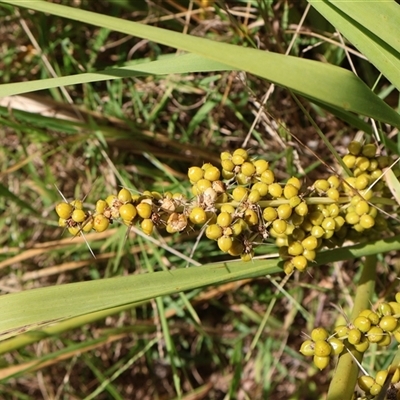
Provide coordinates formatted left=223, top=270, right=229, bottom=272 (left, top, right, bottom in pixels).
left=56, top=142, right=396, bottom=275
left=301, top=293, right=400, bottom=399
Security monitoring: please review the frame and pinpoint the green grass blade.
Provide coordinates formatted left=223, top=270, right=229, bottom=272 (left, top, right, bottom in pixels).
left=2, top=235, right=400, bottom=341
left=1, top=0, right=400, bottom=128
left=310, top=0, right=400, bottom=90
left=0, top=53, right=233, bottom=97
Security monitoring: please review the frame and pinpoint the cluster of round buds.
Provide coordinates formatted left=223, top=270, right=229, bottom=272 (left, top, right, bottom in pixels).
left=358, top=367, right=400, bottom=399
left=299, top=327, right=344, bottom=370
left=300, top=292, right=400, bottom=374
left=55, top=142, right=397, bottom=272
left=55, top=188, right=192, bottom=238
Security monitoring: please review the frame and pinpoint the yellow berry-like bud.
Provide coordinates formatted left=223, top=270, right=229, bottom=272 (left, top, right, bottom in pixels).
left=369, top=383, right=382, bottom=396
left=347, top=328, right=362, bottom=345
left=136, top=202, right=153, bottom=219
left=345, top=212, right=360, bottom=225
left=71, top=209, right=86, bottom=223
left=379, top=316, right=398, bottom=332
left=260, top=170, right=275, bottom=184
left=367, top=326, right=384, bottom=343
left=253, top=159, right=269, bottom=175
left=263, top=207, right=278, bottom=222
left=287, top=176, right=301, bottom=190
left=68, top=226, right=81, bottom=236
left=321, top=217, right=335, bottom=231
left=82, top=219, right=94, bottom=232
left=292, top=255, right=308, bottom=271
left=283, top=184, right=299, bottom=200
left=326, top=188, right=340, bottom=201
left=118, top=188, right=132, bottom=203
left=272, top=219, right=287, bottom=235
left=70, top=199, right=83, bottom=210
left=359, top=309, right=380, bottom=325
left=204, top=166, right=221, bottom=181
left=188, top=167, right=204, bottom=182
left=288, top=241, right=304, bottom=256
left=221, top=204, right=235, bottom=214
left=375, top=370, right=389, bottom=387
left=389, top=301, right=400, bottom=315
left=240, top=251, right=254, bottom=262
left=119, top=204, right=137, bottom=222
left=240, top=162, right=256, bottom=177
left=348, top=140, right=362, bottom=156
left=220, top=151, right=231, bottom=161
left=314, top=179, right=329, bottom=193
left=334, top=325, right=349, bottom=338
left=283, top=260, right=294, bottom=275
left=58, top=218, right=68, bottom=227
left=314, top=340, right=332, bottom=357
left=196, top=178, right=212, bottom=193
left=353, top=316, right=371, bottom=333
left=189, top=207, right=207, bottom=225
left=302, top=236, right=318, bottom=251
left=303, top=249, right=316, bottom=261
left=205, top=224, right=223, bottom=240
left=362, top=143, right=377, bottom=158
left=359, top=214, right=375, bottom=229
left=356, top=156, right=370, bottom=171
left=244, top=209, right=258, bottom=226
left=228, top=239, right=245, bottom=256
left=248, top=189, right=261, bottom=203
left=313, top=355, right=330, bottom=370
left=141, top=219, right=154, bottom=235
left=94, top=214, right=110, bottom=232
left=277, top=204, right=292, bottom=220
left=217, top=211, right=233, bottom=228
left=377, top=332, right=391, bottom=347
left=252, top=182, right=269, bottom=197
left=221, top=159, right=235, bottom=172
left=232, top=148, right=248, bottom=161
left=56, top=202, right=74, bottom=219
left=327, top=175, right=340, bottom=189
left=328, top=338, right=344, bottom=355
left=343, top=154, right=356, bottom=169
left=268, top=183, right=283, bottom=198
left=232, top=186, right=249, bottom=202
left=217, top=236, right=233, bottom=252
left=355, top=174, right=369, bottom=190
left=310, top=225, right=324, bottom=239
left=379, top=302, right=393, bottom=316
left=353, top=336, right=370, bottom=353
left=299, top=339, right=315, bottom=356
left=309, top=211, right=324, bottom=226
left=357, top=375, right=375, bottom=393
left=392, top=368, right=400, bottom=383
left=295, top=202, right=308, bottom=216
left=96, top=200, right=107, bottom=214
left=311, top=327, right=329, bottom=341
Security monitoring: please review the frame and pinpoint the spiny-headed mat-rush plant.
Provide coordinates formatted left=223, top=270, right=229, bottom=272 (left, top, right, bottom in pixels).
left=1, top=1, right=400, bottom=399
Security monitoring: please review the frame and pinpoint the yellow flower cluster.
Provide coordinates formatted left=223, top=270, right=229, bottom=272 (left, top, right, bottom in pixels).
left=55, top=142, right=395, bottom=274
left=301, top=293, right=400, bottom=397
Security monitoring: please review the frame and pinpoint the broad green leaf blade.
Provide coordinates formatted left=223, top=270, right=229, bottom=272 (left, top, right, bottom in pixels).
left=1, top=0, right=400, bottom=128
left=3, top=236, right=400, bottom=341
left=0, top=53, right=234, bottom=97
left=0, top=259, right=281, bottom=341
left=310, top=0, right=400, bottom=91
